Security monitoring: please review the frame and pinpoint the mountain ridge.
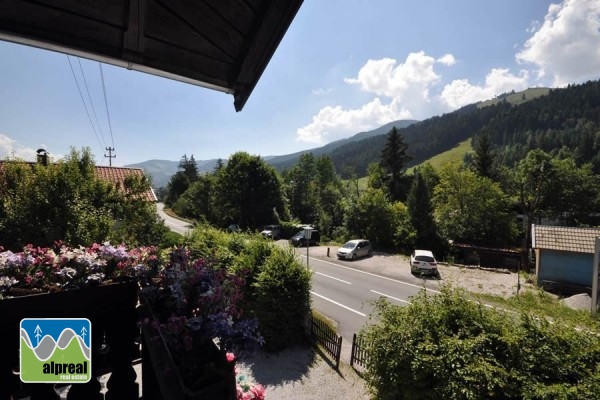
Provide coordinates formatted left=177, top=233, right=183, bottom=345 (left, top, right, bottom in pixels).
left=125, top=86, right=554, bottom=188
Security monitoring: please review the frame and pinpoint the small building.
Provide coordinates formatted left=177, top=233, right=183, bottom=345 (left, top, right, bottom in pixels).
left=532, top=224, right=600, bottom=294
left=450, top=242, right=524, bottom=271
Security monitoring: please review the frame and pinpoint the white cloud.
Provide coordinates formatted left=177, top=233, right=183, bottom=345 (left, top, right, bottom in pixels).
left=437, top=54, right=456, bottom=66
left=312, top=87, right=333, bottom=96
left=0, top=133, right=38, bottom=161
left=516, top=0, right=600, bottom=86
left=296, top=98, right=412, bottom=143
left=344, top=51, right=444, bottom=99
left=297, top=52, right=456, bottom=143
left=440, top=68, right=530, bottom=109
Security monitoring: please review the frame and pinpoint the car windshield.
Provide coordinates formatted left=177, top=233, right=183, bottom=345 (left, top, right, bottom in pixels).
left=415, top=255, right=435, bottom=262
left=342, top=242, right=357, bottom=249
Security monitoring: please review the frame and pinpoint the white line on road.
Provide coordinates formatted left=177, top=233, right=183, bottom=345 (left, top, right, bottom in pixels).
left=315, top=272, right=351, bottom=284
left=311, top=291, right=367, bottom=317
left=302, top=254, right=441, bottom=294
left=370, top=290, right=412, bottom=304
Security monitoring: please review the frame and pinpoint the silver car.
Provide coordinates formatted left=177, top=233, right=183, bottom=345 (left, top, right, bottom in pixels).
left=337, top=239, right=372, bottom=260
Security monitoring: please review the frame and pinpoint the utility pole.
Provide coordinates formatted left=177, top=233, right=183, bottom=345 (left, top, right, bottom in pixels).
left=105, top=147, right=116, bottom=166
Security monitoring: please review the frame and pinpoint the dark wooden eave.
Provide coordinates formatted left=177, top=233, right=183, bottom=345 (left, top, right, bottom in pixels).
left=0, top=0, right=303, bottom=111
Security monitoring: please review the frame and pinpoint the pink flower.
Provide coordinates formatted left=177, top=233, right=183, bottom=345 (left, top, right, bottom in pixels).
left=250, top=384, right=266, bottom=399
left=226, top=352, right=236, bottom=363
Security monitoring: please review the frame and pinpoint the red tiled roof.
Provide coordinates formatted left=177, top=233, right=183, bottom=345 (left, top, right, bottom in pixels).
left=0, top=161, right=157, bottom=202
left=532, top=224, right=600, bottom=254
left=94, top=166, right=157, bottom=203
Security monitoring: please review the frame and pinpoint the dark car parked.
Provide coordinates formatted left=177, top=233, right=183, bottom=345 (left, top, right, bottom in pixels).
left=289, top=229, right=320, bottom=247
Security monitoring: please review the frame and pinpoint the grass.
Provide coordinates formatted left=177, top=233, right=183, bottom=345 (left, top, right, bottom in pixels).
left=472, top=289, right=600, bottom=331
left=407, top=138, right=473, bottom=174
left=477, top=87, right=550, bottom=108
left=343, top=138, right=473, bottom=190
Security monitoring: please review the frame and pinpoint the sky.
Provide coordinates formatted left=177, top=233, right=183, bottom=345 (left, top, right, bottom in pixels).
left=1, top=0, right=600, bottom=166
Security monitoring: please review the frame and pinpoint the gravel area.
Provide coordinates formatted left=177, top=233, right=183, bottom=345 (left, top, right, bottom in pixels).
left=236, top=346, right=370, bottom=400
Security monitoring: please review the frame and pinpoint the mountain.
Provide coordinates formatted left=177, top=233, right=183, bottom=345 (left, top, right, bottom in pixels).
left=125, top=158, right=221, bottom=188
left=127, top=81, right=600, bottom=187
left=126, top=120, right=417, bottom=188
left=264, top=119, right=418, bottom=171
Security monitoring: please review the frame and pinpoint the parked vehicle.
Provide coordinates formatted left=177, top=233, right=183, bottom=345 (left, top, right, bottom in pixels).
left=260, top=224, right=282, bottom=240
left=337, top=239, right=372, bottom=260
left=289, top=229, right=320, bottom=247
left=227, top=224, right=241, bottom=233
left=410, top=250, right=438, bottom=275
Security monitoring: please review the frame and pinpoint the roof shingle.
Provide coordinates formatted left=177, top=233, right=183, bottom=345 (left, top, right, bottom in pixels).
left=532, top=224, right=600, bottom=254
left=94, top=166, right=157, bottom=203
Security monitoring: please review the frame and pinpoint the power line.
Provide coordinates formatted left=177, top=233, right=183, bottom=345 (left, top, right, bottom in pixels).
left=99, top=63, right=115, bottom=148
left=77, top=58, right=106, bottom=148
left=66, top=55, right=104, bottom=154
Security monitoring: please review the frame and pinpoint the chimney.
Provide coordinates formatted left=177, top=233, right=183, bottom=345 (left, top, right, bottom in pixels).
left=36, top=149, right=49, bottom=166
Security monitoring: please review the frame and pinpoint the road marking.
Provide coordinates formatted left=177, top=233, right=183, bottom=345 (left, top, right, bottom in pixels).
left=311, top=291, right=366, bottom=317
left=315, top=272, right=351, bottom=284
left=370, top=290, right=411, bottom=304
left=302, top=255, right=441, bottom=294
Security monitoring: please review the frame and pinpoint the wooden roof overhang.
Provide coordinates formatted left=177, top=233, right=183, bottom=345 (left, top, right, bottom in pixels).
left=0, top=0, right=303, bottom=111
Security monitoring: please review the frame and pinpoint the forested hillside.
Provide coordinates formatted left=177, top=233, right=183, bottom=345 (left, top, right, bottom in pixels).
left=328, top=80, right=600, bottom=177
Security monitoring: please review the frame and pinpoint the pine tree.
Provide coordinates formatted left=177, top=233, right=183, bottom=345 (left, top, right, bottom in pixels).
left=472, top=132, right=496, bottom=178
left=380, top=127, right=411, bottom=200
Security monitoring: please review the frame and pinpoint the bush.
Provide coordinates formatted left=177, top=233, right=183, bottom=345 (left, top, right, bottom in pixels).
left=251, top=247, right=312, bottom=352
left=361, top=285, right=600, bottom=400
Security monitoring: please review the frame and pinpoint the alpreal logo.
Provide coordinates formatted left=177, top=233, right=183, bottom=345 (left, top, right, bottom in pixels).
left=20, top=318, right=91, bottom=383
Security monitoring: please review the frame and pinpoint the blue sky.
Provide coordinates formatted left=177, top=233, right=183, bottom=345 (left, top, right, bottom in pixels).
left=1, top=0, right=599, bottom=166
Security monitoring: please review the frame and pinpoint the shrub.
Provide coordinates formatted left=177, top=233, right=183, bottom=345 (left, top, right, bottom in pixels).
left=361, top=285, right=600, bottom=400
left=251, top=247, right=312, bottom=352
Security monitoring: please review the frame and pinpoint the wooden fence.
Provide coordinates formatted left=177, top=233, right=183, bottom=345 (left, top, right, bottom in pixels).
left=310, top=317, right=342, bottom=369
left=350, top=333, right=369, bottom=369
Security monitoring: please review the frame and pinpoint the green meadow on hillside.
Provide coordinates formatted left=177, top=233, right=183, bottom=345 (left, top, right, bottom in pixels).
left=353, top=138, right=473, bottom=190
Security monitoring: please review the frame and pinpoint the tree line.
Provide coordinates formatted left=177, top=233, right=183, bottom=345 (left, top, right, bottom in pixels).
left=163, top=126, right=600, bottom=262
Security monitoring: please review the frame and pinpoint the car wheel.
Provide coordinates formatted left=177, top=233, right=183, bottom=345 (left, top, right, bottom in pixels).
left=368, top=250, right=373, bottom=257
left=352, top=253, right=357, bottom=260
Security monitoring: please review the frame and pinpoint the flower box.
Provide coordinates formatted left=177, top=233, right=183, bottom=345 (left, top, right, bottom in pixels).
left=139, top=297, right=236, bottom=400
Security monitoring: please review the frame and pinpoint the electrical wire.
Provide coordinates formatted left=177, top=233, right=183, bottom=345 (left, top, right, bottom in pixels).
left=99, top=63, right=115, bottom=149
left=77, top=58, right=106, bottom=148
left=66, top=55, right=105, bottom=154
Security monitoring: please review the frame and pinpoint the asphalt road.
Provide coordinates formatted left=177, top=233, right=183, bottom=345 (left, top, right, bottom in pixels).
left=156, top=202, right=194, bottom=235
left=310, top=257, right=423, bottom=340
left=285, top=243, right=441, bottom=359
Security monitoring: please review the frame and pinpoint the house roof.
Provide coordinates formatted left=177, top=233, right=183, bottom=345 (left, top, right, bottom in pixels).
left=0, top=0, right=303, bottom=111
left=532, top=224, right=600, bottom=254
left=95, top=166, right=157, bottom=202
left=0, top=161, right=157, bottom=202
